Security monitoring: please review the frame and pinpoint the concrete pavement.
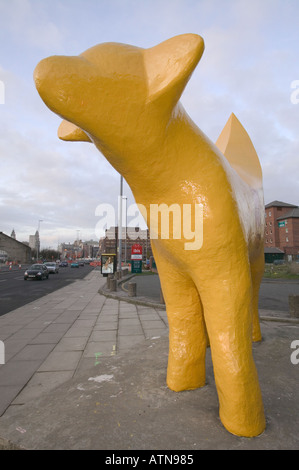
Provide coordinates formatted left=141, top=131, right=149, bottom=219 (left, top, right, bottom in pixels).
left=0, top=270, right=168, bottom=416
left=0, top=269, right=298, bottom=450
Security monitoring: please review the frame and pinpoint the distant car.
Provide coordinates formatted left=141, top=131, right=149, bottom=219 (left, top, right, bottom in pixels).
left=24, top=264, right=49, bottom=280
left=44, top=262, right=59, bottom=274
left=59, top=261, right=68, bottom=267
left=79, top=261, right=84, bottom=266
left=71, top=261, right=79, bottom=268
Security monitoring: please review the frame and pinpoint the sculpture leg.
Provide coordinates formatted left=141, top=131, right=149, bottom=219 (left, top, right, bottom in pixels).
left=157, top=259, right=208, bottom=392
left=250, top=248, right=264, bottom=342
left=197, top=263, right=265, bottom=437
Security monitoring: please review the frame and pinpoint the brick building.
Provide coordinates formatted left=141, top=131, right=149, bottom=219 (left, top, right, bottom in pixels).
left=99, top=226, right=152, bottom=262
left=58, top=240, right=100, bottom=260
left=265, top=201, right=299, bottom=260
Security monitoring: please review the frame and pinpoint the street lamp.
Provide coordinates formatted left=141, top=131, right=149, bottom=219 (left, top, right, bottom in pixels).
left=118, top=176, right=123, bottom=272
left=36, top=219, right=43, bottom=261
left=123, top=196, right=127, bottom=264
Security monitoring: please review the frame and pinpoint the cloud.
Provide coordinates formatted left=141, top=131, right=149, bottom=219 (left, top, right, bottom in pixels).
left=0, top=0, right=299, bottom=248
left=178, top=0, right=299, bottom=209
left=0, top=0, right=66, bottom=52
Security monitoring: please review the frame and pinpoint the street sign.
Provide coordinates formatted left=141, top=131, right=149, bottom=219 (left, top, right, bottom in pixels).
left=278, top=221, right=286, bottom=227
left=131, top=244, right=142, bottom=273
left=131, top=259, right=142, bottom=273
left=131, top=244, right=142, bottom=256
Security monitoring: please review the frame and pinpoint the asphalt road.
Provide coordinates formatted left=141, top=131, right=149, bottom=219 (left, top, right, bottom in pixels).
left=1, top=265, right=299, bottom=318
left=0, top=264, right=95, bottom=317
left=128, top=273, right=299, bottom=312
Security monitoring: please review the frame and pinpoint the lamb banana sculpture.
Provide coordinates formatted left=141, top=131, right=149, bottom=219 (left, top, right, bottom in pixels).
left=34, top=34, right=266, bottom=437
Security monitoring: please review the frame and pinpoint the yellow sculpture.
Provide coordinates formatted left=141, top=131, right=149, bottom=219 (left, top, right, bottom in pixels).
left=34, top=34, right=266, bottom=437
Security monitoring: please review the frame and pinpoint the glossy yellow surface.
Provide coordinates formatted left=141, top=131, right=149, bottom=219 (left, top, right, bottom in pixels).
left=34, top=34, right=266, bottom=437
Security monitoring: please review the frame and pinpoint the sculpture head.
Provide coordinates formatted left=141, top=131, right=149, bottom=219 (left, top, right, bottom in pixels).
left=34, top=34, right=204, bottom=161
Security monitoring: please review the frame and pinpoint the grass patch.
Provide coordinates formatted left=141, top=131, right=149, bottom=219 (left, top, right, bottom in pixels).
left=264, top=262, right=299, bottom=279
left=135, top=270, right=157, bottom=276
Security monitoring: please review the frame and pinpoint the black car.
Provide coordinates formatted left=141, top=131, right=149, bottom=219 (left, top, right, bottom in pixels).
left=24, top=264, right=49, bottom=280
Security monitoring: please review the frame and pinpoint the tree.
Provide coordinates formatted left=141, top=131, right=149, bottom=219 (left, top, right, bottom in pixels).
left=40, top=248, right=60, bottom=261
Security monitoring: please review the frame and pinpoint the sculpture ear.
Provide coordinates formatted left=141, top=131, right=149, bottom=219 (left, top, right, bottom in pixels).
left=58, top=120, right=92, bottom=142
left=144, top=34, right=204, bottom=105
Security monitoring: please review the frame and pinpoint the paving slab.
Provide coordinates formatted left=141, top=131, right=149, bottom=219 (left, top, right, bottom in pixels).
left=38, top=351, right=82, bottom=372
left=83, top=341, right=117, bottom=357
left=11, top=371, right=74, bottom=405
left=54, top=337, right=88, bottom=352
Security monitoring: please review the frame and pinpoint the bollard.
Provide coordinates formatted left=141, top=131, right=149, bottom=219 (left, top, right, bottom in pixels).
left=289, top=295, right=299, bottom=318
left=128, top=282, right=136, bottom=297
left=110, top=278, right=117, bottom=292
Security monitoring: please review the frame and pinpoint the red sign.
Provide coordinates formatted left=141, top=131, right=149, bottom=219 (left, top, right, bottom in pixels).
left=131, top=244, right=142, bottom=260
left=131, top=244, right=142, bottom=255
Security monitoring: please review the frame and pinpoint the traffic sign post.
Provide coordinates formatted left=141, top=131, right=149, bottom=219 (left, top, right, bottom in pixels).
left=131, top=244, right=142, bottom=273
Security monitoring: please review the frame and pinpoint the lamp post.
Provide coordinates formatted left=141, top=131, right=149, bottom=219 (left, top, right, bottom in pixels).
left=123, top=196, right=127, bottom=264
left=118, top=176, right=123, bottom=272
left=36, top=219, right=43, bottom=261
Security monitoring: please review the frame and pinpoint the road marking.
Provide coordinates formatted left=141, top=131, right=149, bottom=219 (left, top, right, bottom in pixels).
left=0, top=279, right=7, bottom=283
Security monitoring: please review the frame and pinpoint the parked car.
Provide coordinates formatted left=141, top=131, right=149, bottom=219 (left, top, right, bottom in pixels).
left=59, top=261, right=68, bottom=267
left=24, top=264, right=49, bottom=280
left=79, top=261, right=84, bottom=266
left=71, top=261, right=79, bottom=268
left=44, top=262, right=59, bottom=274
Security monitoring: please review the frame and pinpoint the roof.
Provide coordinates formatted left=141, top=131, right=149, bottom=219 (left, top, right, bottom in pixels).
left=0, top=231, right=31, bottom=249
left=277, top=207, right=299, bottom=220
left=265, top=200, right=298, bottom=209
left=264, top=247, right=284, bottom=254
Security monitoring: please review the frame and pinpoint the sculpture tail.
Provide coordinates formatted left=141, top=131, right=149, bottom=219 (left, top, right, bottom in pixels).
left=215, top=113, right=263, bottom=189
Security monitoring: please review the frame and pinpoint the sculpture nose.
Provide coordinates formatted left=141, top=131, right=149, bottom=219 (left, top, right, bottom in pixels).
left=33, top=55, right=77, bottom=112
left=34, top=57, right=53, bottom=90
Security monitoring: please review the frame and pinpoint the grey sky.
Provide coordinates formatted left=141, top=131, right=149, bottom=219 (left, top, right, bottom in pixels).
left=0, top=0, right=298, bottom=248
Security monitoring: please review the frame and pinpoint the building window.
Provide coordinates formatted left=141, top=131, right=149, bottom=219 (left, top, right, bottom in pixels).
left=270, top=230, right=272, bottom=234
left=286, top=228, right=288, bottom=233
left=269, top=211, right=271, bottom=216
left=270, top=239, right=272, bottom=243
left=286, top=237, right=289, bottom=242
left=269, top=222, right=272, bottom=226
